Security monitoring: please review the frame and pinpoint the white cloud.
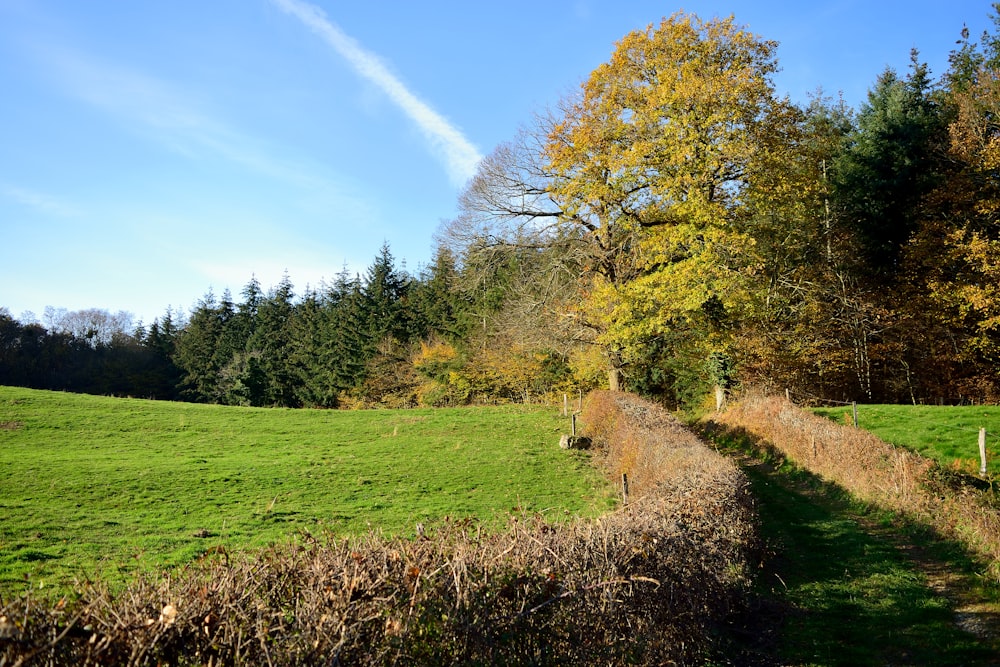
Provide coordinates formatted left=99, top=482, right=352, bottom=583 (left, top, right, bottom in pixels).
left=35, top=44, right=355, bottom=193
left=271, top=0, right=483, bottom=186
left=0, top=182, right=79, bottom=217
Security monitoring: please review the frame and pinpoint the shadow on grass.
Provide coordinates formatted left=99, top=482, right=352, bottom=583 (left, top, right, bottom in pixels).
left=701, top=421, right=1000, bottom=667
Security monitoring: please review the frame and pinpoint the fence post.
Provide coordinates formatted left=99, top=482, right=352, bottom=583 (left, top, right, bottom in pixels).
left=852, top=402, right=858, bottom=428
left=563, top=393, right=568, bottom=417
left=572, top=413, right=577, bottom=436
left=622, top=473, right=629, bottom=506
left=980, top=427, right=988, bottom=478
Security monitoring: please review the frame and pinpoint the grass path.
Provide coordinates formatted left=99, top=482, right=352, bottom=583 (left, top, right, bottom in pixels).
left=704, top=426, right=1000, bottom=666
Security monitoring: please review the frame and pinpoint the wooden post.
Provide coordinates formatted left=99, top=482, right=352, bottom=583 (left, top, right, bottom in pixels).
left=622, top=473, right=629, bottom=506
left=785, top=388, right=791, bottom=403
left=980, top=427, right=988, bottom=478
left=563, top=393, right=568, bottom=417
left=852, top=402, right=858, bottom=428
left=572, top=413, right=577, bottom=436
left=811, top=434, right=817, bottom=459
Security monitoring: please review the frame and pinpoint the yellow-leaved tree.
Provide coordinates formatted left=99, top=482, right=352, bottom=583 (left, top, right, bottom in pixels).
left=444, top=12, right=796, bottom=402
left=544, top=12, right=795, bottom=399
left=929, top=63, right=1000, bottom=388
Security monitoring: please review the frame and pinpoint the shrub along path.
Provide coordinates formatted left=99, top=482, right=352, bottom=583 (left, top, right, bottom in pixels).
left=701, top=421, right=1000, bottom=666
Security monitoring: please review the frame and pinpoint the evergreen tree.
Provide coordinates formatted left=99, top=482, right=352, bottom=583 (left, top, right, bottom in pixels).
left=327, top=269, right=368, bottom=396
left=213, top=280, right=263, bottom=405
left=173, top=291, right=228, bottom=402
left=209, top=289, right=238, bottom=369
left=411, top=245, right=468, bottom=341
left=362, top=242, right=410, bottom=345
left=288, top=288, right=340, bottom=407
left=832, top=51, right=948, bottom=281
left=247, top=273, right=298, bottom=406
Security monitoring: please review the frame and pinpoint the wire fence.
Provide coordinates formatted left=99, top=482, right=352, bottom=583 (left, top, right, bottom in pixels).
left=783, top=387, right=999, bottom=477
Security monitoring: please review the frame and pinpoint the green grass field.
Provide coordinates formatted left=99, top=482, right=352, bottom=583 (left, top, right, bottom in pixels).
left=0, top=386, right=615, bottom=592
left=812, top=404, right=1000, bottom=476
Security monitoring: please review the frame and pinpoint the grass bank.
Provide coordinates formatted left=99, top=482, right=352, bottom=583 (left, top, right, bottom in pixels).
left=0, top=386, right=614, bottom=591
left=813, top=403, right=1000, bottom=476
left=702, top=423, right=1000, bottom=665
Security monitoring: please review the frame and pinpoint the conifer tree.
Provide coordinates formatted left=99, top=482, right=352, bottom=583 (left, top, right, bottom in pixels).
left=173, top=291, right=228, bottom=402
left=362, top=242, right=410, bottom=345
left=831, top=51, right=947, bottom=281
left=247, top=273, right=298, bottom=406
left=326, top=267, right=367, bottom=396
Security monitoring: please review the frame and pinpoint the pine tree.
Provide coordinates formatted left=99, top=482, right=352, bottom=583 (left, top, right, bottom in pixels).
left=411, top=245, right=469, bottom=341
left=288, top=288, right=340, bottom=407
left=327, top=281, right=367, bottom=404
left=247, top=273, right=298, bottom=406
left=832, top=51, right=947, bottom=281
left=173, top=291, right=229, bottom=402
left=362, top=242, right=409, bottom=345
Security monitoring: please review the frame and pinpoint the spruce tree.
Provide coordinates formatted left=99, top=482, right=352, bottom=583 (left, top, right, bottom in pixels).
left=832, top=51, right=947, bottom=281
left=247, top=273, right=298, bottom=406
left=173, top=291, right=228, bottom=402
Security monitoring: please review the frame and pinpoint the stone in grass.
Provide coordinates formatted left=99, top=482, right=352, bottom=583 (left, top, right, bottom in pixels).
left=559, top=435, right=592, bottom=450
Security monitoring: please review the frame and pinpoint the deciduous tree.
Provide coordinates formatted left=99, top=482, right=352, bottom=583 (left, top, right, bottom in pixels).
left=544, top=12, right=795, bottom=396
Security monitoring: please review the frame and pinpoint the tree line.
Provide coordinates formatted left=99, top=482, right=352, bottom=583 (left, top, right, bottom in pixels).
left=0, top=242, right=575, bottom=407
left=5, top=7, right=1000, bottom=408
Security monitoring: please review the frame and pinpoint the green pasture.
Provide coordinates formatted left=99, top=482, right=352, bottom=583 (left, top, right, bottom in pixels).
left=0, top=386, right=614, bottom=592
left=812, top=403, right=1000, bottom=476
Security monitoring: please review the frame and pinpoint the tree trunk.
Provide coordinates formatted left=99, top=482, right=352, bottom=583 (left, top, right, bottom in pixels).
left=714, top=384, right=726, bottom=412
left=608, top=367, right=622, bottom=392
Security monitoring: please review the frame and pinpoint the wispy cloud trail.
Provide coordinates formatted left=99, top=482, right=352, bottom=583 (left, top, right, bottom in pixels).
left=37, top=46, right=357, bottom=193
left=1, top=182, right=78, bottom=217
left=271, top=0, right=482, bottom=186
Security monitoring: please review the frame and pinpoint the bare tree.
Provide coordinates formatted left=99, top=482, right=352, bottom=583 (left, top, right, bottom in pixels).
left=438, top=111, right=644, bottom=390
left=43, top=306, right=136, bottom=347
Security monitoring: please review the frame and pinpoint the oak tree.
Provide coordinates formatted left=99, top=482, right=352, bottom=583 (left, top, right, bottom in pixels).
left=546, top=12, right=795, bottom=394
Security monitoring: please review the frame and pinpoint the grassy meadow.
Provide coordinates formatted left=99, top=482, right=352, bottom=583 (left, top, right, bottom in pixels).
left=812, top=403, right=1000, bottom=476
left=0, top=386, right=615, bottom=592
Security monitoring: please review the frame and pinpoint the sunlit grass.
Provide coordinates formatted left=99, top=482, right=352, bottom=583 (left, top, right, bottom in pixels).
left=704, top=425, right=999, bottom=666
left=0, top=386, right=615, bottom=592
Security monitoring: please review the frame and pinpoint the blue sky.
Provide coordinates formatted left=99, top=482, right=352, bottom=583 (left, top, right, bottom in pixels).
left=0, top=0, right=994, bottom=325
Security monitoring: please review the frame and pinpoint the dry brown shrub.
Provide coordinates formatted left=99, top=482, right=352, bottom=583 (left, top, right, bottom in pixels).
left=713, top=391, right=1000, bottom=581
left=1, top=392, right=758, bottom=665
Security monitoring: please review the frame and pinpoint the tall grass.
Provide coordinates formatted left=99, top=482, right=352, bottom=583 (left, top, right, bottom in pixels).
left=714, top=392, right=1000, bottom=581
